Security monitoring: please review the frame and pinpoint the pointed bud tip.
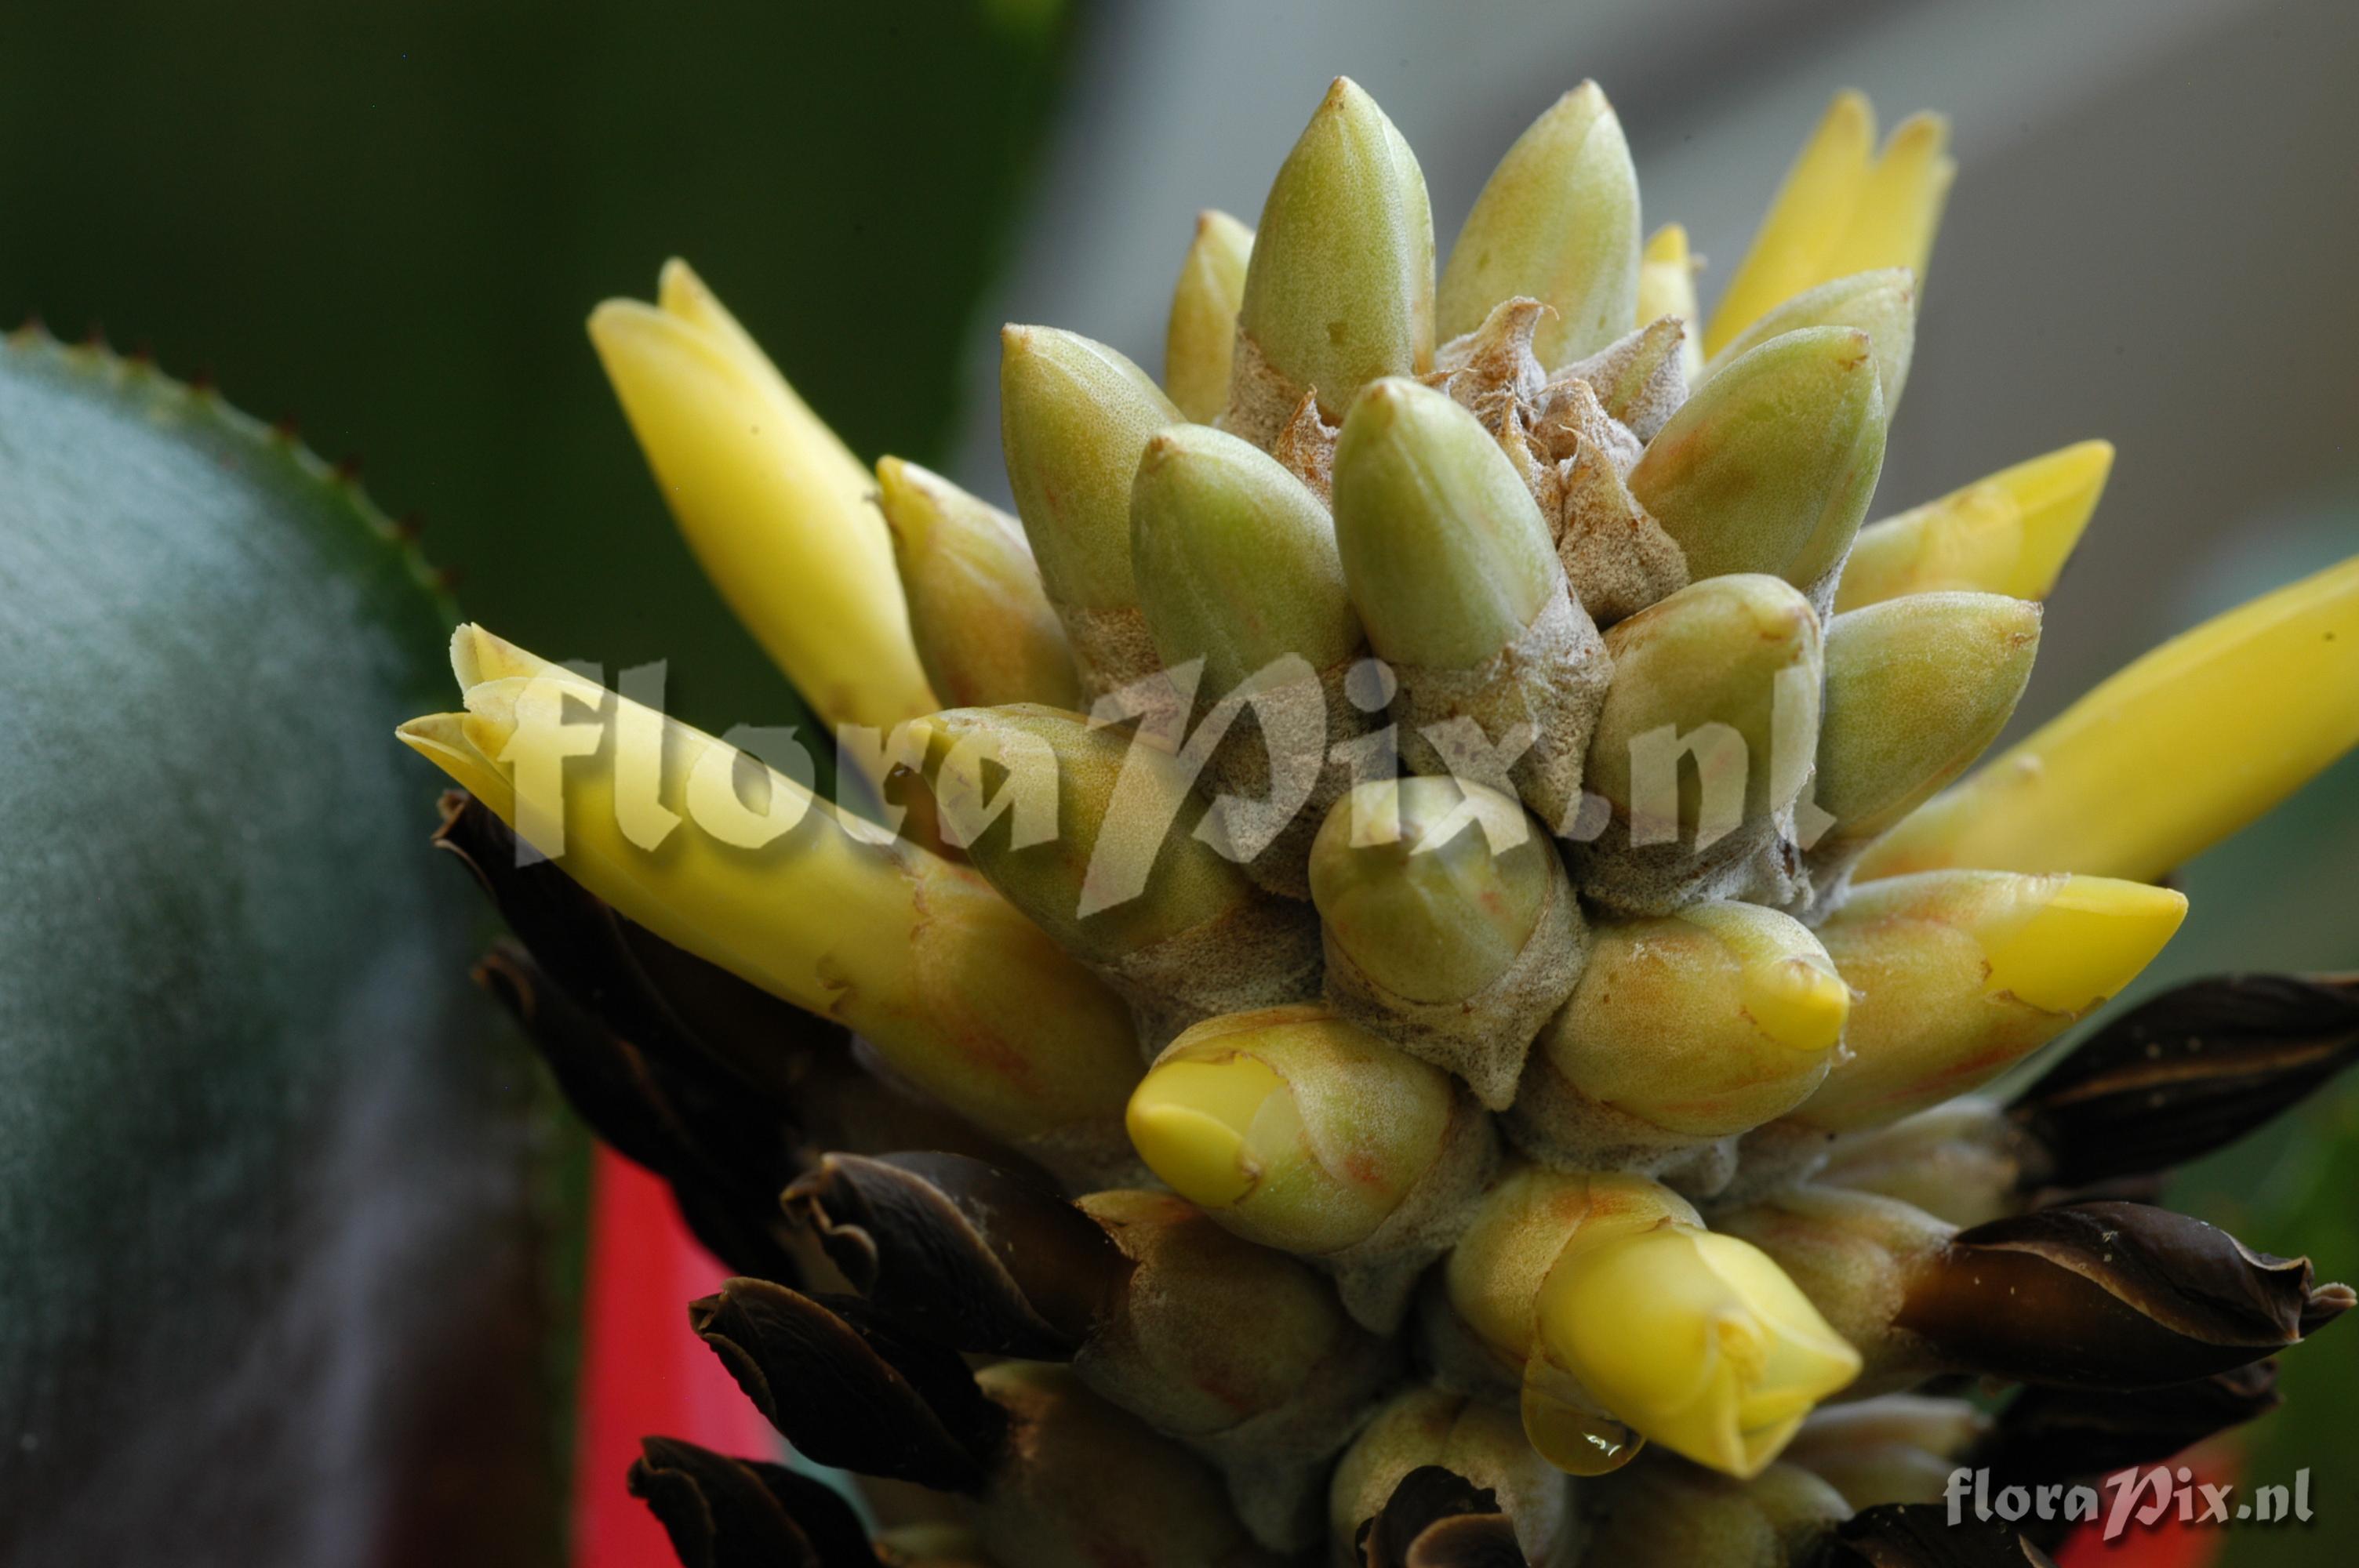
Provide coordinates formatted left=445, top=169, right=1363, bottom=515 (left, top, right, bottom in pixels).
left=1538, top=1225, right=1861, bottom=1478
left=1981, top=876, right=2186, bottom=1013
left=1749, top=956, right=1855, bottom=1054
left=1322, top=74, right=1371, bottom=112
left=583, top=295, right=660, bottom=352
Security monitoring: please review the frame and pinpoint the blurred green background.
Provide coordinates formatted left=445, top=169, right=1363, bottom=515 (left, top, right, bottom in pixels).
left=2, top=0, right=2352, bottom=1562
left=0, top=2, right=1076, bottom=1561
left=0, top=0, right=1074, bottom=739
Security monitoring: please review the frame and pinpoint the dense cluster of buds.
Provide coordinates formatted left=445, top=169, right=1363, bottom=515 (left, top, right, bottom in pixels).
left=402, top=74, right=2359, bottom=1566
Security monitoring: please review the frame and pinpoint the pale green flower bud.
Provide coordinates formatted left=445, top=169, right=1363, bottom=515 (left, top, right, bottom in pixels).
left=1574, top=575, right=1823, bottom=913
left=877, top=456, right=1084, bottom=710
left=1233, top=78, right=1434, bottom=443
left=1627, top=325, right=1888, bottom=610
left=1807, top=592, right=2041, bottom=895
left=1131, top=423, right=1365, bottom=897
left=1166, top=210, right=1254, bottom=423
left=1001, top=325, right=1183, bottom=692
left=1329, top=1387, right=1584, bottom=1567
left=1702, top=268, right=1917, bottom=416
left=1438, top=82, right=1641, bottom=368
left=1126, top=1004, right=1497, bottom=1331
left=1132, top=425, right=1358, bottom=699
left=1309, top=776, right=1583, bottom=1109
left=1332, top=376, right=1609, bottom=830
left=1580, top=1458, right=1855, bottom=1567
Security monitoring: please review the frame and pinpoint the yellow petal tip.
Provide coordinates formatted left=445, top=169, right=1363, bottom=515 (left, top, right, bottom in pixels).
left=1981, top=876, right=2187, bottom=1013
left=1125, top=1054, right=1290, bottom=1210
left=1744, top=956, right=1855, bottom=1054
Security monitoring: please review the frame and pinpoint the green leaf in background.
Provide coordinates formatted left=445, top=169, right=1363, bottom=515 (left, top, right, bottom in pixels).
left=2167, top=742, right=2359, bottom=1568
left=0, top=0, right=1077, bottom=739
left=0, top=332, right=565, bottom=1564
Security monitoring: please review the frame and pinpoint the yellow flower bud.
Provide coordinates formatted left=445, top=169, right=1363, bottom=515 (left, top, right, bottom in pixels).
left=1536, top=1225, right=1862, bottom=1478
left=1441, top=1166, right=1855, bottom=1479
left=1165, top=210, right=1253, bottom=423
left=1127, top=1005, right=1496, bottom=1330
left=1792, top=870, right=2186, bottom=1133
left=587, top=260, right=936, bottom=737
left=875, top=456, right=1083, bottom=710
left=1509, top=901, right=1848, bottom=1188
left=1834, top=441, right=2113, bottom=611
left=398, top=627, right=1140, bottom=1182
left=1857, top=552, right=2359, bottom=885
left=1445, top=1165, right=1696, bottom=1374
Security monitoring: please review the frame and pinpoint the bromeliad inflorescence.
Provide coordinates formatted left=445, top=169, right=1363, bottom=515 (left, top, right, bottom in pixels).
left=402, top=76, right=2359, bottom=1567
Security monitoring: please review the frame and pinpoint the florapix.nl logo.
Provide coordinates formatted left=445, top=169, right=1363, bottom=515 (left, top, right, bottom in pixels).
left=1946, top=1465, right=2314, bottom=1543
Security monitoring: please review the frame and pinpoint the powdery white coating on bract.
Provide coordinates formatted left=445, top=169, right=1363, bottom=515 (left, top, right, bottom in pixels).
left=1390, top=589, right=1613, bottom=839
left=1269, top=390, right=1340, bottom=502
left=1072, top=1189, right=1399, bottom=1552
left=1104, top=892, right=1327, bottom=1058
left=1424, top=301, right=1692, bottom=628
left=1060, top=601, right=1169, bottom=703
left=1197, top=657, right=1370, bottom=901
left=1507, top=1069, right=1746, bottom=1198
left=920, top=704, right=1320, bottom=1055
